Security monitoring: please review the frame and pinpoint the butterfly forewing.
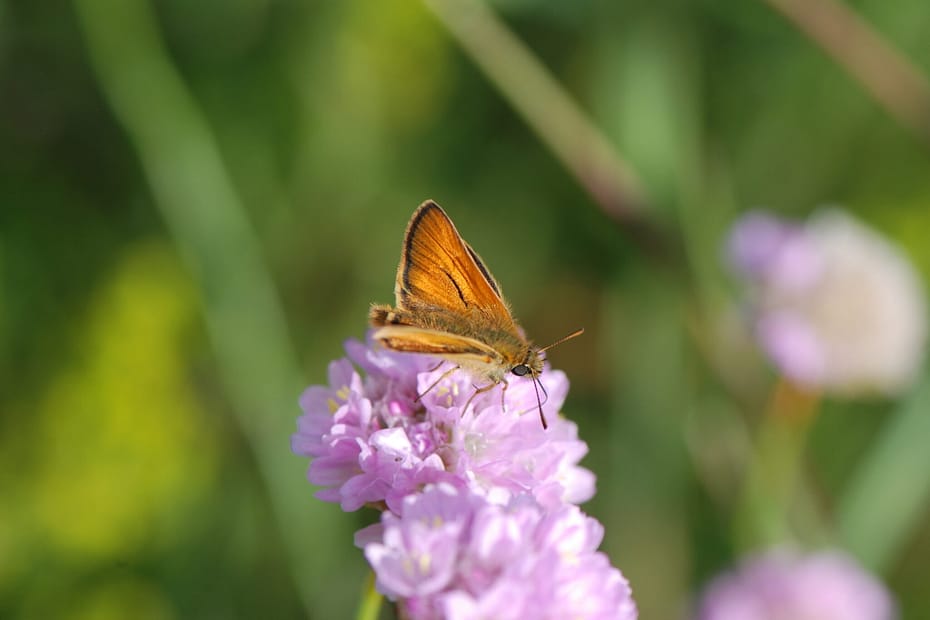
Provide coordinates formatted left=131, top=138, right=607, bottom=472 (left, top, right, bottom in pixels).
left=396, top=201, right=516, bottom=331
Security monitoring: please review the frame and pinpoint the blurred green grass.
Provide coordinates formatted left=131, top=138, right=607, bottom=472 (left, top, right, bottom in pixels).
left=2, top=0, right=929, bottom=618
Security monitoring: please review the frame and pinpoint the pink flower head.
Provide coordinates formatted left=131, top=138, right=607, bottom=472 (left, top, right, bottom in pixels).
left=360, top=484, right=637, bottom=620
left=726, top=208, right=926, bottom=396
left=292, top=333, right=595, bottom=513
left=695, top=548, right=896, bottom=620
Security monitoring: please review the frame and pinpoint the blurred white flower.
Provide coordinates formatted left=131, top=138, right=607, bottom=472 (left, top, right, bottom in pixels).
left=728, top=209, right=927, bottom=397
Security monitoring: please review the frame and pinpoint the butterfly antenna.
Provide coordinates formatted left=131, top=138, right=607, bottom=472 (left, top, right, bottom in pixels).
left=537, top=327, right=585, bottom=353
left=532, top=376, right=548, bottom=429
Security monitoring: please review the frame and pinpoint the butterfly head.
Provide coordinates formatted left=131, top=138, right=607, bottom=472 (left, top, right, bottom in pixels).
left=510, top=350, right=544, bottom=379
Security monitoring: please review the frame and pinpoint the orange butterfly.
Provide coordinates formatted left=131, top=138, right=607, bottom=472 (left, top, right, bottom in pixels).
left=369, top=200, right=582, bottom=428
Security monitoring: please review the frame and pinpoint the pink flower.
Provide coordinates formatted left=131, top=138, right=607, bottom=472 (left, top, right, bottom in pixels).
left=359, top=484, right=637, bottom=620
left=695, top=548, right=896, bottom=620
left=292, top=334, right=595, bottom=513
left=727, top=209, right=926, bottom=396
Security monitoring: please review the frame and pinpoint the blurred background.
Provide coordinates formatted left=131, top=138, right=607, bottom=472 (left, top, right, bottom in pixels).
left=2, top=0, right=929, bottom=618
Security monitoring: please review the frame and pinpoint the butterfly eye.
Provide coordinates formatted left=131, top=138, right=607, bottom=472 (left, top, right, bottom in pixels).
left=511, top=364, right=531, bottom=377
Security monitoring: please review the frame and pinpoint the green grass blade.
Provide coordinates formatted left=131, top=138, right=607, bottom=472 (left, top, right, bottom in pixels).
left=838, top=380, right=930, bottom=573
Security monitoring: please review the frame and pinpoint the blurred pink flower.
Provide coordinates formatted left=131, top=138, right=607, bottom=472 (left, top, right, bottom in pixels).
left=695, top=548, right=896, bottom=620
left=728, top=209, right=927, bottom=396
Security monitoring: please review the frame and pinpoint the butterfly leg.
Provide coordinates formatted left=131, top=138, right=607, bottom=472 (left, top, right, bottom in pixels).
left=415, top=364, right=460, bottom=403
left=498, top=377, right=509, bottom=412
left=463, top=380, right=500, bottom=416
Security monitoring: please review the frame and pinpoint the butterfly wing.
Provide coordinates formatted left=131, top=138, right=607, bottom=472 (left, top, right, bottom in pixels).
left=372, top=325, right=503, bottom=367
left=395, top=201, right=517, bottom=331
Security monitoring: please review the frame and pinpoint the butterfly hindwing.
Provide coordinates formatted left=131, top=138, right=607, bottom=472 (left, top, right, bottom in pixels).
left=372, top=325, right=502, bottom=366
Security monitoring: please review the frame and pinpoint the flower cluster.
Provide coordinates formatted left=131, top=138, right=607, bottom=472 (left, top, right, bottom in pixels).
left=727, top=209, right=927, bottom=397
left=357, top=483, right=636, bottom=620
left=292, top=336, right=594, bottom=512
left=695, top=548, right=896, bottom=620
left=292, top=335, right=636, bottom=618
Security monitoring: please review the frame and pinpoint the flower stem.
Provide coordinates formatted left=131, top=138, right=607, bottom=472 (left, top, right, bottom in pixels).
left=735, top=379, right=821, bottom=550
left=356, top=571, right=384, bottom=620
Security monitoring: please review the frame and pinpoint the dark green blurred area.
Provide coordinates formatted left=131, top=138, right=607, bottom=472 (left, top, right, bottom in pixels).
left=2, top=0, right=929, bottom=618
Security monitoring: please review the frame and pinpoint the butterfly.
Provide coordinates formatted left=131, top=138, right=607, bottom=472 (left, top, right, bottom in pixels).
left=369, top=199, right=582, bottom=428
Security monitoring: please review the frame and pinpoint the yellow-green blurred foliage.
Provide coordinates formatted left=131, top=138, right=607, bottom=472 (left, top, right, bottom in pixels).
left=24, top=578, right=177, bottom=620
left=1, top=243, right=215, bottom=618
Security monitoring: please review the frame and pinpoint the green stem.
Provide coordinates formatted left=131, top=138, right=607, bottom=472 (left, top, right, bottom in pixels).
left=838, top=380, right=930, bottom=572
left=73, top=0, right=350, bottom=615
left=356, top=571, right=384, bottom=620
left=763, top=0, right=930, bottom=146
left=421, top=0, right=649, bottom=221
left=734, top=380, right=820, bottom=550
